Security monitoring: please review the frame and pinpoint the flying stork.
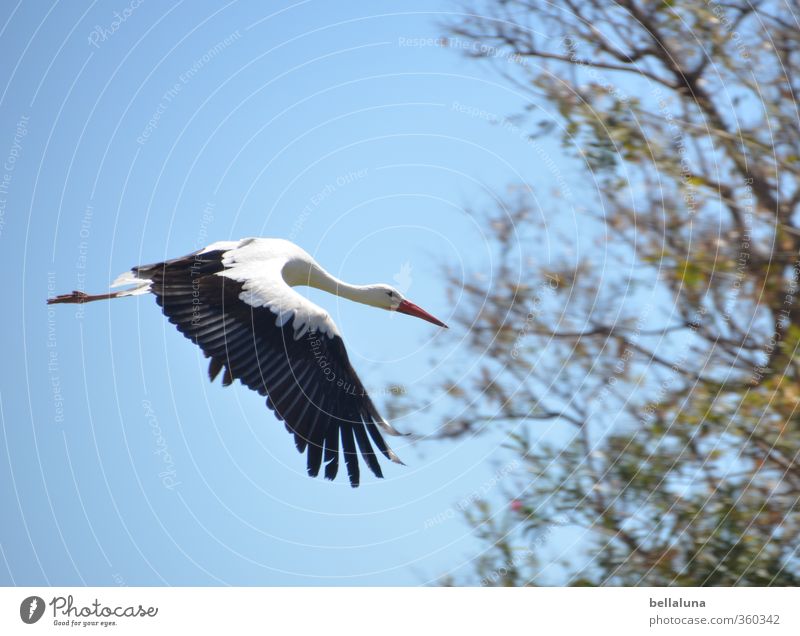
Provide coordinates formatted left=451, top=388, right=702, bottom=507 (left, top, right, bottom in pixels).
left=47, top=238, right=447, bottom=487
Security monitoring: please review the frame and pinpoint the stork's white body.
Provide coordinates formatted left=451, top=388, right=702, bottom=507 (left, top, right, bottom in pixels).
left=114, top=238, right=344, bottom=338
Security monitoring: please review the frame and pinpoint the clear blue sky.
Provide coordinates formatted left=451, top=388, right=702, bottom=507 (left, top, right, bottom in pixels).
left=0, top=0, right=586, bottom=585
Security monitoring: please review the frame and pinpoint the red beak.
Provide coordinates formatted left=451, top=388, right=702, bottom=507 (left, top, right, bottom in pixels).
left=396, top=299, right=448, bottom=328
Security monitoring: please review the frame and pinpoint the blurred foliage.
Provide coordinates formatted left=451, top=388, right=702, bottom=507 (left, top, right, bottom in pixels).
left=434, top=0, right=800, bottom=585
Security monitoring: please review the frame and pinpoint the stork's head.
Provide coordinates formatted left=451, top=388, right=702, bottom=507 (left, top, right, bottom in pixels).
left=364, top=284, right=448, bottom=328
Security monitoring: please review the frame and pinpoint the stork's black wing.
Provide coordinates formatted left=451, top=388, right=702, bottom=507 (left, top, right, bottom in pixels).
left=135, top=251, right=402, bottom=487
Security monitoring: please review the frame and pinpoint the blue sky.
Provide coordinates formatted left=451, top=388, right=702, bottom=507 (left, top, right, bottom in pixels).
left=0, top=1, right=587, bottom=585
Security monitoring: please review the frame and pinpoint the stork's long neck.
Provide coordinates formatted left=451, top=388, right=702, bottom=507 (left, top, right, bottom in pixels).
left=292, top=261, right=375, bottom=305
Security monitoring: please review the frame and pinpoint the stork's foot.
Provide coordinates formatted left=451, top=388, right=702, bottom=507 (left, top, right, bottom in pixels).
left=47, top=290, right=119, bottom=304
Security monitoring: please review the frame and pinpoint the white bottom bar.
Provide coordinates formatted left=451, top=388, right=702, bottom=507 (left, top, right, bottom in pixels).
left=1, top=587, right=797, bottom=634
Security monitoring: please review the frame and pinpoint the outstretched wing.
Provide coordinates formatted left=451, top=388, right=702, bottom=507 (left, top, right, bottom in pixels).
left=133, top=248, right=402, bottom=487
